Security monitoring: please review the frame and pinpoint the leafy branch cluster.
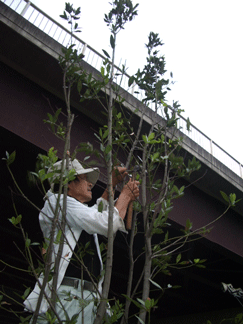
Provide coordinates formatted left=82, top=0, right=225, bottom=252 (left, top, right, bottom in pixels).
left=0, top=1, right=239, bottom=324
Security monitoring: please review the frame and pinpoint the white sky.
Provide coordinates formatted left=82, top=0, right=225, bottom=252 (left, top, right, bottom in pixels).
left=31, top=0, right=243, bottom=164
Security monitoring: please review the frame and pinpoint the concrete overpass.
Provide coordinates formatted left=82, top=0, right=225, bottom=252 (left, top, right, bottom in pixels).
left=1, top=1, right=243, bottom=323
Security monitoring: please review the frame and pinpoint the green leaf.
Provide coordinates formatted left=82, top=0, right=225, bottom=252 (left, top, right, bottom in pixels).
left=148, top=132, right=155, bottom=141
left=235, top=313, right=243, bottom=324
left=122, top=295, right=143, bottom=309
left=84, top=241, right=91, bottom=250
left=22, top=287, right=31, bottom=299
left=137, top=298, right=145, bottom=306
left=128, top=76, right=135, bottom=87
left=151, top=152, right=159, bottom=162
left=101, top=66, right=105, bottom=76
left=8, top=214, right=22, bottom=226
left=161, top=155, right=168, bottom=160
left=179, top=186, right=185, bottom=195
left=102, top=49, right=110, bottom=58
left=25, top=238, right=31, bottom=248
left=180, top=261, right=189, bottom=265
left=71, top=314, right=79, bottom=322
left=102, top=129, right=109, bottom=140
left=98, top=201, right=103, bottom=213
left=75, top=7, right=81, bottom=15
left=229, top=193, right=236, bottom=206
left=60, top=11, right=68, bottom=20
left=145, top=298, right=152, bottom=310
left=63, top=169, right=76, bottom=185
left=65, top=3, right=73, bottom=14
left=3, top=151, right=16, bottom=166
left=30, top=242, right=40, bottom=246
left=100, top=143, right=105, bottom=152
left=94, top=132, right=101, bottom=142
left=164, top=231, right=169, bottom=243
left=176, top=253, right=182, bottom=263
left=135, top=316, right=145, bottom=324
left=149, top=278, right=162, bottom=290
left=142, top=135, right=148, bottom=144
left=38, top=169, right=46, bottom=181
left=54, top=229, right=62, bottom=244
left=185, top=218, right=192, bottom=231
left=105, top=145, right=112, bottom=155
left=110, top=34, right=115, bottom=49
left=220, top=191, right=229, bottom=203
left=9, top=150, right=16, bottom=165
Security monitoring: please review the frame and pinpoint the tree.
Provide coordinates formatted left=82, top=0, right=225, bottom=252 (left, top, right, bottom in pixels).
left=0, top=1, right=238, bottom=323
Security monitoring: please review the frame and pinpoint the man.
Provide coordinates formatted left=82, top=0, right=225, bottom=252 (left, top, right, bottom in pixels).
left=24, top=158, right=139, bottom=323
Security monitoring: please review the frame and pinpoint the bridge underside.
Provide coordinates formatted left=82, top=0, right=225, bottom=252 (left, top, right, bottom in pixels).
left=1, top=124, right=243, bottom=323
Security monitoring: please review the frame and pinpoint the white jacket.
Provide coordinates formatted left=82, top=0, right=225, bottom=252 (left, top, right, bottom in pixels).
left=24, top=190, right=127, bottom=314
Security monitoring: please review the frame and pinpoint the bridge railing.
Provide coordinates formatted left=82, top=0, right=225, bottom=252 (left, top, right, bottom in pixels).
left=2, top=0, right=243, bottom=178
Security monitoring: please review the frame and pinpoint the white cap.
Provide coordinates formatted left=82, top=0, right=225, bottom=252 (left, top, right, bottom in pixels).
left=48, top=159, right=100, bottom=185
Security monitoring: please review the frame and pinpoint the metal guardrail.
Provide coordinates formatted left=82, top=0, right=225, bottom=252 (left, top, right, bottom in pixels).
left=2, top=0, right=243, bottom=179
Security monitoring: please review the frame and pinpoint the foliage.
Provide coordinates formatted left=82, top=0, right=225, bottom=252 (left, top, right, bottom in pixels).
left=206, top=313, right=243, bottom=324
left=0, top=1, right=239, bottom=324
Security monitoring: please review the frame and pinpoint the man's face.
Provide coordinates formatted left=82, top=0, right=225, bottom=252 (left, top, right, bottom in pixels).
left=68, top=174, right=93, bottom=203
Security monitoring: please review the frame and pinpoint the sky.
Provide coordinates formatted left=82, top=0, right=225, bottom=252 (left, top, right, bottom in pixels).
left=31, top=0, right=243, bottom=164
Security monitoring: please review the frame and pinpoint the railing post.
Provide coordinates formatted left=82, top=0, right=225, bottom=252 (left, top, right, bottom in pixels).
left=20, top=1, right=31, bottom=17
left=81, top=43, right=87, bottom=56
left=210, top=139, right=213, bottom=156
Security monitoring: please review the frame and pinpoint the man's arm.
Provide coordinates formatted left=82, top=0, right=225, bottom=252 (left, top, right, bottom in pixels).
left=100, top=166, right=139, bottom=220
left=101, top=166, right=128, bottom=201
left=114, top=178, right=140, bottom=220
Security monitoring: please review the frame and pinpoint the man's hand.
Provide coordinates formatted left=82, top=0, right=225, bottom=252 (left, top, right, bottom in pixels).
left=121, top=178, right=140, bottom=202
left=101, top=167, right=128, bottom=201
left=112, top=166, right=128, bottom=188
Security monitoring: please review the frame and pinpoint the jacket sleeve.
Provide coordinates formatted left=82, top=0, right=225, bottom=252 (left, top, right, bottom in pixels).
left=66, top=196, right=127, bottom=237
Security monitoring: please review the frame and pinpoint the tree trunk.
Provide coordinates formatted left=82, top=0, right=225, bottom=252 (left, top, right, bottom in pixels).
left=138, top=233, right=152, bottom=324
left=93, top=31, right=116, bottom=324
